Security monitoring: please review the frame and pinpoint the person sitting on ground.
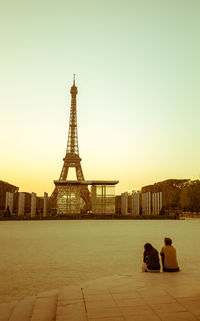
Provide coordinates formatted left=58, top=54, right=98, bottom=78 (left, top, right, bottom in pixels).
left=142, top=243, right=160, bottom=272
left=160, top=237, right=180, bottom=272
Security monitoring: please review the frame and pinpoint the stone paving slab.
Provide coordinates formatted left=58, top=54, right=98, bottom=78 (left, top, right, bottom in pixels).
left=56, top=286, right=87, bottom=321
left=9, top=296, right=35, bottom=321
left=30, top=294, right=57, bottom=321
left=1, top=272, right=200, bottom=320
left=0, top=302, right=16, bottom=321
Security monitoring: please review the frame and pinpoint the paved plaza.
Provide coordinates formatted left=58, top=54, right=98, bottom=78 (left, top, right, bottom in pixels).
left=1, top=271, right=200, bottom=321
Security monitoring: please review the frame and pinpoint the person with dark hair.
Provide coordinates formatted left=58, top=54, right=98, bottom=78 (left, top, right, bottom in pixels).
left=160, top=237, right=180, bottom=272
left=142, top=243, right=160, bottom=272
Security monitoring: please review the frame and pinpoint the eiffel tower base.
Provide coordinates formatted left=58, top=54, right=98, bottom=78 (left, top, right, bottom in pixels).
left=52, top=182, right=90, bottom=215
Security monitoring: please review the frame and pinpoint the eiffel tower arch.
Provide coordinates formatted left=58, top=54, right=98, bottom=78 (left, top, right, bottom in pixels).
left=51, top=76, right=90, bottom=213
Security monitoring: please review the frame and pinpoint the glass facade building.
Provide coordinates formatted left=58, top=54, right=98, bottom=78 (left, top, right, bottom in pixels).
left=91, top=185, right=115, bottom=214
left=54, top=180, right=118, bottom=215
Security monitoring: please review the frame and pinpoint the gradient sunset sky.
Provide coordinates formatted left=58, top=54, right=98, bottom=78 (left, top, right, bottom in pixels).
left=1, top=0, right=200, bottom=196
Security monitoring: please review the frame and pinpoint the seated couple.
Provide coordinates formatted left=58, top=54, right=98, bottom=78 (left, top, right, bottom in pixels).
left=142, top=237, right=180, bottom=272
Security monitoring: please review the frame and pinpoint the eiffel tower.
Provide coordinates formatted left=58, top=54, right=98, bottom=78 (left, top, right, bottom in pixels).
left=51, top=76, right=90, bottom=210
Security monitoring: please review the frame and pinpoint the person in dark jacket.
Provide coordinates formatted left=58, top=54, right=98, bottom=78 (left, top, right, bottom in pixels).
left=142, top=243, right=160, bottom=272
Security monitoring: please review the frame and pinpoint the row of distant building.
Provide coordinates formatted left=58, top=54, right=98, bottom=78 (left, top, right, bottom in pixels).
left=0, top=181, right=48, bottom=217
left=0, top=178, right=188, bottom=217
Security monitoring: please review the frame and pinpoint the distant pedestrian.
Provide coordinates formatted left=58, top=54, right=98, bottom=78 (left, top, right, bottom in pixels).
left=160, top=237, right=180, bottom=272
left=142, top=243, right=160, bottom=272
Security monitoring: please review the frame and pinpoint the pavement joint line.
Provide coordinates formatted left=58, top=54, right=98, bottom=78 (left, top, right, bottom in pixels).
left=174, top=297, right=200, bottom=320
left=54, top=292, right=58, bottom=320
left=81, top=287, right=89, bottom=321
left=142, top=300, right=165, bottom=321
left=22, top=296, right=36, bottom=321
left=108, top=288, right=134, bottom=321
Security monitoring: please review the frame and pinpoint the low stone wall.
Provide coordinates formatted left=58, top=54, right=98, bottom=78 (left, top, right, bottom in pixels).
left=0, top=214, right=177, bottom=220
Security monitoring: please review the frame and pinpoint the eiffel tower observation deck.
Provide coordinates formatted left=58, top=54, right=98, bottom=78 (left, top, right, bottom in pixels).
left=53, top=76, right=118, bottom=215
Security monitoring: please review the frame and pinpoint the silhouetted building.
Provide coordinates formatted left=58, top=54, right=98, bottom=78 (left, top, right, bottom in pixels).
left=0, top=180, right=19, bottom=210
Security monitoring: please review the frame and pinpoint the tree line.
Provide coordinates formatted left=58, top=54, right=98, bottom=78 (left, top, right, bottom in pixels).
left=142, top=179, right=200, bottom=212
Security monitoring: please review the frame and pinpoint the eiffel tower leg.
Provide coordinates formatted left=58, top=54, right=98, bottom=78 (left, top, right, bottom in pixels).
left=80, top=187, right=90, bottom=211
left=76, top=165, right=84, bottom=181
left=59, top=165, right=69, bottom=181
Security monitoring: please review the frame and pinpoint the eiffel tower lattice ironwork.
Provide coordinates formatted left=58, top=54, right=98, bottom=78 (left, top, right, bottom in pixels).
left=59, top=75, right=85, bottom=181
left=51, top=76, right=89, bottom=209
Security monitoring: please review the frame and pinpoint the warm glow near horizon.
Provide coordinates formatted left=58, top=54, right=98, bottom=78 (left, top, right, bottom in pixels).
left=0, top=1, right=200, bottom=196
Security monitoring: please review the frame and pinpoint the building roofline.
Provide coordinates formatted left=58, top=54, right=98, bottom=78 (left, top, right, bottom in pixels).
left=54, top=180, right=119, bottom=186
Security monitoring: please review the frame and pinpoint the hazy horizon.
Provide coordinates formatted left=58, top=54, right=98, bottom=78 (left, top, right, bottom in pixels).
left=1, top=1, right=200, bottom=196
